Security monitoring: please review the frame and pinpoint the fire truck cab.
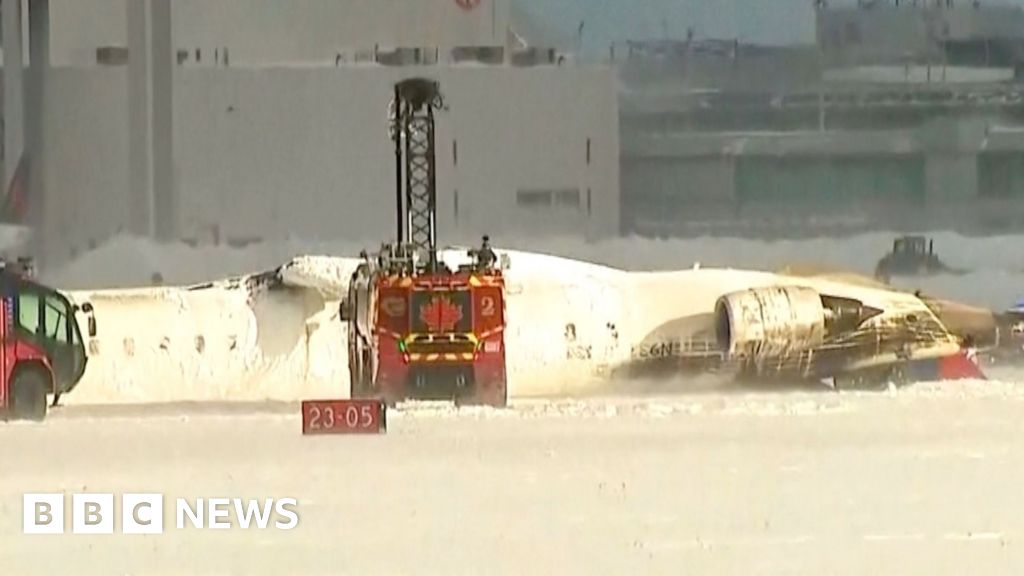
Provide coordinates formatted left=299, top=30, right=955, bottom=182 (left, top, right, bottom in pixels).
left=0, top=260, right=91, bottom=420
left=345, top=245, right=507, bottom=406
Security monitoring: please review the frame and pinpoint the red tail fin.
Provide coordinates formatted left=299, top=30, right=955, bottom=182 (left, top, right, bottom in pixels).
left=938, top=350, right=986, bottom=380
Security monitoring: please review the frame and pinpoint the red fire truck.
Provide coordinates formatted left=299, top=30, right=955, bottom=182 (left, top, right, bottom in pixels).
left=341, top=78, right=508, bottom=406
left=0, top=259, right=92, bottom=421
left=345, top=247, right=508, bottom=406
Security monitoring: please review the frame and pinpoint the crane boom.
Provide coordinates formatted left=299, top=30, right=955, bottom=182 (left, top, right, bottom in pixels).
left=389, top=78, right=444, bottom=274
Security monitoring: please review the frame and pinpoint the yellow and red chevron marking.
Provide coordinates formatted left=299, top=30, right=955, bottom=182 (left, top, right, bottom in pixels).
left=403, top=332, right=479, bottom=345
left=376, top=329, right=405, bottom=340
left=376, top=276, right=415, bottom=288
left=476, top=326, right=505, bottom=340
left=468, top=275, right=504, bottom=287
left=406, top=352, right=475, bottom=363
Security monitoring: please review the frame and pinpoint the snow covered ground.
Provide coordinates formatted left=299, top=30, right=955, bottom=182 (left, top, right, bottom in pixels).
left=1, top=233, right=1023, bottom=574
left=5, top=381, right=1024, bottom=575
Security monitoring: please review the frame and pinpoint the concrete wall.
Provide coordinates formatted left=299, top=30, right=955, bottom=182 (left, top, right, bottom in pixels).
left=40, top=64, right=619, bottom=256
left=51, top=0, right=513, bottom=66
left=44, top=68, right=131, bottom=251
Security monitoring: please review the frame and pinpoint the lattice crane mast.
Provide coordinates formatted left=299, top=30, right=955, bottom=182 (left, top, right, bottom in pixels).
left=386, top=78, right=445, bottom=275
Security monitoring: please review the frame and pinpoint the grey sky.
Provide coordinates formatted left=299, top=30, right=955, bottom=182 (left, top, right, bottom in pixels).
left=516, top=0, right=1024, bottom=53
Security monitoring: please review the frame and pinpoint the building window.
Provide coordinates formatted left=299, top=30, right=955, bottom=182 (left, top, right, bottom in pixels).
left=554, top=189, right=580, bottom=208
left=516, top=189, right=581, bottom=210
left=516, top=190, right=552, bottom=208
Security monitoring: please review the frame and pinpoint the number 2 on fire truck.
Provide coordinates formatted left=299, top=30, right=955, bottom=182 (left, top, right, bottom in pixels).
left=481, top=296, right=495, bottom=317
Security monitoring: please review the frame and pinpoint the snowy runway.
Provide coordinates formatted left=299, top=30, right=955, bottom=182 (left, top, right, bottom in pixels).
left=5, top=382, right=1024, bottom=575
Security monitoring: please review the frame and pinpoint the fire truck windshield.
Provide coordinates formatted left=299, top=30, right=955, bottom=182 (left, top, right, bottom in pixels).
left=9, top=279, right=88, bottom=395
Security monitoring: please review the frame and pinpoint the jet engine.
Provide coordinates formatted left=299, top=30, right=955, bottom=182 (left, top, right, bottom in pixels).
left=715, top=286, right=882, bottom=361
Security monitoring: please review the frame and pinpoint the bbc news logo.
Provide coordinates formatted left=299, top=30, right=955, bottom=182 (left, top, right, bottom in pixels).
left=23, top=493, right=299, bottom=534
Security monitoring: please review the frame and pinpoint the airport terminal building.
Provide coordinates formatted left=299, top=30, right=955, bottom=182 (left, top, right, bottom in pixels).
left=619, top=3, right=1024, bottom=237
left=0, top=0, right=619, bottom=263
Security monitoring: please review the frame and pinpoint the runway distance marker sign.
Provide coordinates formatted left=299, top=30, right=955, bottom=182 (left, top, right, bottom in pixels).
left=301, top=399, right=386, bottom=435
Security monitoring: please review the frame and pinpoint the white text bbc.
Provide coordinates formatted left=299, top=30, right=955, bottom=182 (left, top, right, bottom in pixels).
left=23, top=494, right=299, bottom=534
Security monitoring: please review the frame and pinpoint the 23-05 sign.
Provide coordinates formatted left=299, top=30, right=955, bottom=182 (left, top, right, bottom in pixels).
left=301, top=399, right=387, bottom=435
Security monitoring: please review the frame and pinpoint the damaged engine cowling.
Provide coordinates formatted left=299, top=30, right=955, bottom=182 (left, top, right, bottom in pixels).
left=714, top=286, right=883, bottom=360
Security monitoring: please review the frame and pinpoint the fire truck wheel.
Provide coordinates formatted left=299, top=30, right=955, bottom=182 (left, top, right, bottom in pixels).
left=352, top=349, right=373, bottom=397
left=10, top=368, right=49, bottom=421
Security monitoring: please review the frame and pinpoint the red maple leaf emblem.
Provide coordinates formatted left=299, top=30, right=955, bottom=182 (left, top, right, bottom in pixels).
left=420, top=296, right=463, bottom=332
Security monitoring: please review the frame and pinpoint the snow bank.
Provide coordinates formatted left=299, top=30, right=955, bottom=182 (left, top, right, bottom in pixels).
left=44, top=230, right=1024, bottom=308
left=278, top=255, right=362, bottom=298
left=45, top=235, right=371, bottom=289
left=0, top=224, right=32, bottom=254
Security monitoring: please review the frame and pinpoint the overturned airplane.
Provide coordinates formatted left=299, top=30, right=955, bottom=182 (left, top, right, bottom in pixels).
left=60, top=249, right=994, bottom=406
